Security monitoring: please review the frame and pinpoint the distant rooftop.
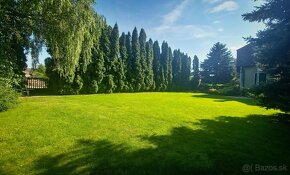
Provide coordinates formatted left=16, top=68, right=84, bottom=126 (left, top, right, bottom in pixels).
left=236, top=44, right=255, bottom=67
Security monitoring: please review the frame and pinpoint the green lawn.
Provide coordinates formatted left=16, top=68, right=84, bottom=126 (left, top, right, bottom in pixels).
left=0, top=93, right=289, bottom=174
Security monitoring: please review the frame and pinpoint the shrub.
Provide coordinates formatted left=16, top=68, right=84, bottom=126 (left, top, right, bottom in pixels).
left=0, top=83, right=19, bottom=112
left=251, top=80, right=290, bottom=113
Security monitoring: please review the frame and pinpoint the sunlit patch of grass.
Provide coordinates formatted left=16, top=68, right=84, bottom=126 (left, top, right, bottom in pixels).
left=0, top=93, right=288, bottom=175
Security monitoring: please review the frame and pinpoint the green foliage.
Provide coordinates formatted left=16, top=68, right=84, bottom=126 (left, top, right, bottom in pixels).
left=145, top=39, right=155, bottom=90
left=139, top=29, right=147, bottom=90
left=191, top=55, right=200, bottom=90
left=160, top=42, right=170, bottom=91
left=201, top=42, right=234, bottom=84
left=242, top=0, right=290, bottom=112
left=153, top=41, right=162, bottom=91
left=125, top=32, right=134, bottom=92
left=132, top=27, right=143, bottom=91
left=167, top=47, right=173, bottom=90
left=119, top=32, right=129, bottom=91
left=32, top=64, right=47, bottom=78
left=102, top=75, right=116, bottom=93
left=0, top=83, right=19, bottom=112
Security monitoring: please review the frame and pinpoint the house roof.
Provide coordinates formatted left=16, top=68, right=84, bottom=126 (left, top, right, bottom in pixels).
left=236, top=44, right=255, bottom=67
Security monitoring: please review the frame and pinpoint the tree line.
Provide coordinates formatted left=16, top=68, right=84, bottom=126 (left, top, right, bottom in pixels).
left=0, top=0, right=236, bottom=96
left=44, top=20, right=194, bottom=94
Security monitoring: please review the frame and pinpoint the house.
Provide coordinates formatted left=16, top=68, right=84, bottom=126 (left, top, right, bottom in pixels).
left=236, top=44, right=266, bottom=90
left=23, top=68, right=32, bottom=78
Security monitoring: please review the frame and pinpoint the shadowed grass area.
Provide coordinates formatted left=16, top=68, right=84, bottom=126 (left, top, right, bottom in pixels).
left=0, top=93, right=289, bottom=174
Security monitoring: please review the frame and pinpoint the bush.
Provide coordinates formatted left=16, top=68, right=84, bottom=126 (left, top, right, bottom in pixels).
left=198, top=83, right=240, bottom=96
left=0, top=83, right=19, bottom=112
left=251, top=80, right=290, bottom=113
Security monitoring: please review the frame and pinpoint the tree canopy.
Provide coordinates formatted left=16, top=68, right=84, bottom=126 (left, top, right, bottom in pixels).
left=243, top=0, right=290, bottom=112
left=201, top=42, right=234, bottom=84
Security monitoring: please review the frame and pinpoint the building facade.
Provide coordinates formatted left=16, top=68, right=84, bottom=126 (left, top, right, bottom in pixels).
left=237, top=45, right=266, bottom=90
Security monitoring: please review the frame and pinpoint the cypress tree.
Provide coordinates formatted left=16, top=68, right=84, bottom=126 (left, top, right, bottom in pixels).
left=191, top=55, right=200, bottom=90
left=145, top=39, right=155, bottom=90
left=168, top=47, right=173, bottom=90
left=100, top=25, right=115, bottom=93
left=139, top=28, right=147, bottom=90
left=82, top=46, right=105, bottom=94
left=172, top=49, right=183, bottom=91
left=180, top=54, right=191, bottom=91
left=125, top=32, right=134, bottom=91
left=132, top=27, right=142, bottom=91
left=161, top=41, right=169, bottom=90
left=153, top=41, right=162, bottom=91
left=110, top=23, right=125, bottom=92
left=119, top=32, right=129, bottom=91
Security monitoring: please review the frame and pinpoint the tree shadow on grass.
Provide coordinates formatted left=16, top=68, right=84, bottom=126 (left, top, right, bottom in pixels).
left=192, top=93, right=258, bottom=106
left=34, top=114, right=290, bottom=175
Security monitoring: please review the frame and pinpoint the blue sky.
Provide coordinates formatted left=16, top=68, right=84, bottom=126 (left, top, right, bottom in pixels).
left=29, top=0, right=264, bottom=66
left=94, top=0, right=264, bottom=60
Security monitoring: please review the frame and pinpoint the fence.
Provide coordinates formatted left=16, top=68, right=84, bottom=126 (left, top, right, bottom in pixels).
left=26, top=78, right=48, bottom=89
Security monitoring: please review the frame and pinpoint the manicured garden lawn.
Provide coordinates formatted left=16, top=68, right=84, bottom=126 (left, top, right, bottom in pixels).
left=0, top=93, right=289, bottom=174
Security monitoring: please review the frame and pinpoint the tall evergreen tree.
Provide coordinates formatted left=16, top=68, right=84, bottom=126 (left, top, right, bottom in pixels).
left=160, top=41, right=169, bottom=91
left=145, top=39, right=155, bottom=90
left=201, top=42, right=234, bottom=84
left=181, top=54, right=191, bottom=91
left=139, top=28, right=147, bottom=90
left=119, top=32, right=129, bottom=91
left=125, top=32, right=134, bottom=91
left=191, top=55, right=200, bottom=90
left=110, top=23, right=125, bottom=92
left=132, top=27, right=143, bottom=91
left=100, top=25, right=115, bottom=93
left=153, top=41, right=162, bottom=91
left=242, top=0, right=290, bottom=112
left=168, top=47, right=173, bottom=90
left=82, top=47, right=105, bottom=94
left=172, top=50, right=182, bottom=91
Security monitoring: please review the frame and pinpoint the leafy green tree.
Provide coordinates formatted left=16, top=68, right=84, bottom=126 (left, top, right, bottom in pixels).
left=145, top=39, right=155, bottom=90
left=0, top=0, right=28, bottom=87
left=191, top=55, right=200, bottom=89
left=201, top=42, right=234, bottom=84
left=132, top=27, right=143, bottom=91
left=1, top=0, right=99, bottom=95
left=242, top=0, right=290, bottom=112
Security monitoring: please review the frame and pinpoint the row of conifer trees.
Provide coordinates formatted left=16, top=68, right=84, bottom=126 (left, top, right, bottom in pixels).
left=45, top=18, right=193, bottom=94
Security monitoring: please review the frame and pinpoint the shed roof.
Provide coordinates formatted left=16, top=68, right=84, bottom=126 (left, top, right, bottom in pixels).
left=236, top=44, right=255, bottom=67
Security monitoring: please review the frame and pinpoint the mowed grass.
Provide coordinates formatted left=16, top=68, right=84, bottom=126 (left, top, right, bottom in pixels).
left=0, top=93, right=289, bottom=175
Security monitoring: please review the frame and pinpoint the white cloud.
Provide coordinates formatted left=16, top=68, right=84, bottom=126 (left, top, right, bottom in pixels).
left=152, top=25, right=215, bottom=40
left=217, top=28, right=224, bottom=32
left=162, top=0, right=190, bottom=26
left=149, top=0, right=215, bottom=41
left=213, top=20, right=221, bottom=24
left=203, top=0, right=221, bottom=4
left=211, top=1, right=239, bottom=13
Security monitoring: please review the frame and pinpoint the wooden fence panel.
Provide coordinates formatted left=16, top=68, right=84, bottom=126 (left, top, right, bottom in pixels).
left=26, top=78, right=48, bottom=89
